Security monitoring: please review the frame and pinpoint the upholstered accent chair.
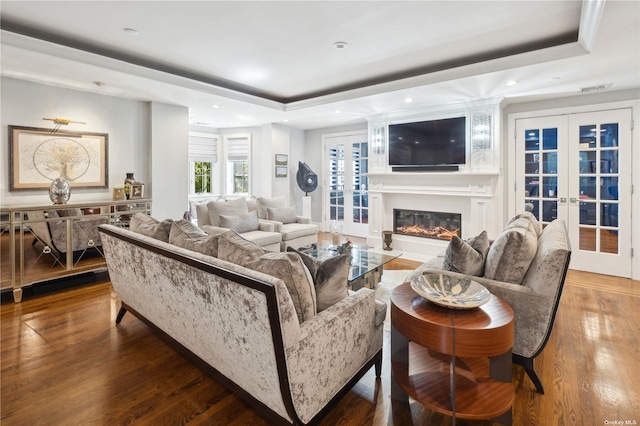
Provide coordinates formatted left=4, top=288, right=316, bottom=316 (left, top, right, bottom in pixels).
left=27, top=209, right=108, bottom=263
left=407, top=217, right=571, bottom=393
left=256, top=197, right=319, bottom=251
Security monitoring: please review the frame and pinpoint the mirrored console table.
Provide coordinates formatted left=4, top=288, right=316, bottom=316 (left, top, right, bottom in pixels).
left=0, top=199, right=151, bottom=303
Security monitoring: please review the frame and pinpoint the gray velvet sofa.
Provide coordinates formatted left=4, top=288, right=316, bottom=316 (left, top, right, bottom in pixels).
left=406, top=215, right=571, bottom=394
left=99, top=224, right=384, bottom=425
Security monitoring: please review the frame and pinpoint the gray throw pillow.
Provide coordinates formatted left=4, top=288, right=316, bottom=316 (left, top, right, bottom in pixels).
left=442, top=231, right=490, bottom=276
left=169, top=219, right=219, bottom=257
left=484, top=222, right=538, bottom=284
left=206, top=198, right=248, bottom=227
left=217, top=230, right=265, bottom=266
left=219, top=210, right=260, bottom=233
left=256, top=196, right=286, bottom=220
left=267, top=206, right=298, bottom=224
left=129, top=213, right=173, bottom=242
left=246, top=251, right=317, bottom=323
left=287, top=247, right=350, bottom=312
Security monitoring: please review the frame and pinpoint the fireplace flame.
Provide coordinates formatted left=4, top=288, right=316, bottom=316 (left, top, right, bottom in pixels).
left=396, top=225, right=460, bottom=240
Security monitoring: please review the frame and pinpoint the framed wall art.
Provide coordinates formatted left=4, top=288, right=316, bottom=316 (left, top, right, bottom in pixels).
left=129, top=183, right=145, bottom=199
left=8, top=125, right=109, bottom=191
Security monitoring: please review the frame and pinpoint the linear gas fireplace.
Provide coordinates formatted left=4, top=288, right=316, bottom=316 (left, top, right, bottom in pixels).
left=393, top=209, right=461, bottom=241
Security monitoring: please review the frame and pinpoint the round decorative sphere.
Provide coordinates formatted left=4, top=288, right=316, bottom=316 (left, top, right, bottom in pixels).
left=49, top=177, right=71, bottom=204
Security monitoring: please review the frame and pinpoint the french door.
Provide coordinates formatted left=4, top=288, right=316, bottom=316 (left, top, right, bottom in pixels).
left=515, top=109, right=632, bottom=277
left=324, top=132, right=369, bottom=238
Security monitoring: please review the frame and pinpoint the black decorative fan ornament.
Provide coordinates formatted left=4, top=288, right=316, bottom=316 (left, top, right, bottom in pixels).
left=296, top=162, right=318, bottom=196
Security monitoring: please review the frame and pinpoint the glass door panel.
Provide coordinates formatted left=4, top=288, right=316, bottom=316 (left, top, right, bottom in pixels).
left=325, top=133, right=369, bottom=238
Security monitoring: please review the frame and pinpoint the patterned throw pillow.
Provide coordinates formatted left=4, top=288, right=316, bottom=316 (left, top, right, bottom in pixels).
left=219, top=210, right=260, bottom=233
left=484, top=222, right=538, bottom=284
left=287, top=247, right=351, bottom=312
left=129, top=213, right=173, bottom=242
left=169, top=219, right=219, bottom=257
left=266, top=206, right=298, bottom=224
left=246, top=251, right=317, bottom=323
left=442, top=231, right=490, bottom=276
left=216, top=230, right=265, bottom=266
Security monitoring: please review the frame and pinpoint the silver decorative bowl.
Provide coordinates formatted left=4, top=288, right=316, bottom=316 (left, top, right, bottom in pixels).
left=410, top=273, right=491, bottom=309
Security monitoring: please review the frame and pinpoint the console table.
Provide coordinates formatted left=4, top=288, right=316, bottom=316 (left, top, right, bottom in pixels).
left=0, top=199, right=151, bottom=302
left=390, top=281, right=514, bottom=424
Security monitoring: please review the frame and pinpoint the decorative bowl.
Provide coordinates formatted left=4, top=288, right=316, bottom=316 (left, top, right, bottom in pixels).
left=410, top=273, right=491, bottom=309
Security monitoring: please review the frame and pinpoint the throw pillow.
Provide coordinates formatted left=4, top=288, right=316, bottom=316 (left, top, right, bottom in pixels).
left=256, top=196, right=286, bottom=220
left=287, top=247, right=351, bottom=312
left=206, top=198, right=248, bottom=227
left=507, top=211, right=543, bottom=236
left=219, top=210, right=260, bottom=233
left=217, top=230, right=265, bottom=266
left=246, top=252, right=317, bottom=323
left=484, top=222, right=538, bottom=284
left=169, top=219, right=219, bottom=257
left=267, top=206, right=298, bottom=224
left=129, top=213, right=173, bottom=242
left=442, top=230, right=490, bottom=276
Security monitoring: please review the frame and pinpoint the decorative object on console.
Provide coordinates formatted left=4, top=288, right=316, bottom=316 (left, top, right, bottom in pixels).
left=113, top=187, right=125, bottom=201
left=382, top=230, right=393, bottom=251
left=124, top=172, right=135, bottom=198
left=49, top=177, right=71, bottom=204
left=8, top=125, right=108, bottom=191
left=296, top=162, right=318, bottom=196
left=130, top=183, right=145, bottom=199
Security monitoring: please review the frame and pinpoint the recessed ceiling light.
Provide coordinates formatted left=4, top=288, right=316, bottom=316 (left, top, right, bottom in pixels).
left=335, top=110, right=341, bottom=114
left=333, top=41, right=348, bottom=50
left=404, top=97, right=413, bottom=103
left=123, top=28, right=139, bottom=36
left=506, top=80, right=518, bottom=86
left=211, top=104, right=220, bottom=108
left=283, top=119, right=289, bottom=123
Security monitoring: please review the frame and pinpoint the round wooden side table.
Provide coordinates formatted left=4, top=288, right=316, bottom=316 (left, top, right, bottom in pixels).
left=390, top=281, right=515, bottom=425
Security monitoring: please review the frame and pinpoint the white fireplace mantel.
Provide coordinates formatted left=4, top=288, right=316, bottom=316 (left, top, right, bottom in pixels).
left=366, top=171, right=503, bottom=257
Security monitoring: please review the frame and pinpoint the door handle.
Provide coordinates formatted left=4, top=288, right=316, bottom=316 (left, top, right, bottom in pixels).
left=570, top=197, right=578, bottom=204
left=559, top=197, right=567, bottom=204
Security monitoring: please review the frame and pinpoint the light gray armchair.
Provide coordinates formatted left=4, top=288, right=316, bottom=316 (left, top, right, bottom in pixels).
left=407, top=219, right=571, bottom=393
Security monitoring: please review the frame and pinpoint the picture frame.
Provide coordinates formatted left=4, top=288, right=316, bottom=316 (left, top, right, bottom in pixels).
left=275, top=154, right=288, bottom=166
left=8, top=125, right=108, bottom=191
left=275, top=166, right=288, bottom=178
left=129, top=183, right=144, bottom=199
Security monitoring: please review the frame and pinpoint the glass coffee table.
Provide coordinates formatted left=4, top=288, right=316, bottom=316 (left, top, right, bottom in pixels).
left=298, top=241, right=401, bottom=291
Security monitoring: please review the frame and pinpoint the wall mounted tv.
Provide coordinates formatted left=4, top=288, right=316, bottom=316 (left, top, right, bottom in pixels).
left=388, top=116, right=466, bottom=170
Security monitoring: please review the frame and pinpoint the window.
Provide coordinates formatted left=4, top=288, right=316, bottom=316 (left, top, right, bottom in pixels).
left=188, top=133, right=218, bottom=195
left=224, top=134, right=251, bottom=195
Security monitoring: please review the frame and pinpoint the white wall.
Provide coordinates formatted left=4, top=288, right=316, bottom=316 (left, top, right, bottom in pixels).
left=150, top=102, right=189, bottom=219
left=1, top=77, right=151, bottom=206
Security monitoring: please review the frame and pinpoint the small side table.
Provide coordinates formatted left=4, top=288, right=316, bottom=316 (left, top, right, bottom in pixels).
left=390, top=281, right=514, bottom=425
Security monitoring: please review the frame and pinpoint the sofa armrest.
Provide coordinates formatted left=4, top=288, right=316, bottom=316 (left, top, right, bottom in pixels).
left=258, top=220, right=276, bottom=232
left=284, top=288, right=382, bottom=423
left=296, top=216, right=312, bottom=225
left=259, top=219, right=282, bottom=232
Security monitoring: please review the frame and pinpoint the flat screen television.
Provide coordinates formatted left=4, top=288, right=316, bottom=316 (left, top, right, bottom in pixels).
left=388, top=116, right=466, bottom=169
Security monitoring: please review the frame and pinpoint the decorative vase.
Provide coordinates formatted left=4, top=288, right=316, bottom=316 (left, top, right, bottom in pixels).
left=330, top=221, right=343, bottom=249
left=383, top=230, right=393, bottom=251
left=124, top=172, right=135, bottom=199
left=49, top=177, right=71, bottom=204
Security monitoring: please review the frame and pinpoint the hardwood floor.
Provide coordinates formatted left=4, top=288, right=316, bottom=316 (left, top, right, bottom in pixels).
left=1, top=234, right=639, bottom=425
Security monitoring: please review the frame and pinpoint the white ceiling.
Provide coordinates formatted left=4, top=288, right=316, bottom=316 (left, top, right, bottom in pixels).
left=1, top=1, right=639, bottom=130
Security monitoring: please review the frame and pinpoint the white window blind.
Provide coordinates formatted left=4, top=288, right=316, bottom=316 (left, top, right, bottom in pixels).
left=226, top=137, right=249, bottom=161
left=189, top=134, right=217, bottom=162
